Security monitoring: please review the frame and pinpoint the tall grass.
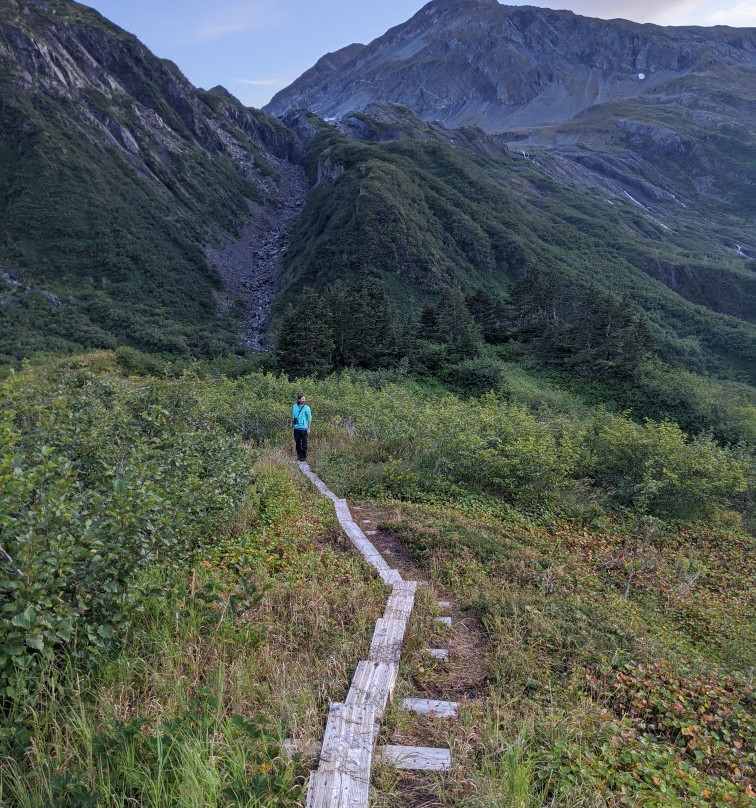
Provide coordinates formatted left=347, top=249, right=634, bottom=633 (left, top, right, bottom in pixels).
left=1, top=459, right=385, bottom=808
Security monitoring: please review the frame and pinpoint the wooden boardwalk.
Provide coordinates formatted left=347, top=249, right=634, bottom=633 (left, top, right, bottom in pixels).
left=298, top=462, right=454, bottom=807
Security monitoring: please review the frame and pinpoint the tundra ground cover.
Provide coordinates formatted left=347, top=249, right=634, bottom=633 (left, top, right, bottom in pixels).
left=0, top=354, right=752, bottom=806
left=378, top=502, right=753, bottom=806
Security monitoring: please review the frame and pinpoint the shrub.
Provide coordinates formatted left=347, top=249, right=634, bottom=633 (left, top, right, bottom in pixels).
left=579, top=411, right=750, bottom=519
left=444, top=356, right=503, bottom=394
left=420, top=392, right=577, bottom=504
left=0, top=369, right=254, bottom=705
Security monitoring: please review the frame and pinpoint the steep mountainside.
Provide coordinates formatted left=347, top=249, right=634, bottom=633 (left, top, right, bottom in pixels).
left=278, top=114, right=754, bottom=381
left=0, top=0, right=306, bottom=360
left=0, top=0, right=753, bottom=388
left=267, top=0, right=756, bottom=250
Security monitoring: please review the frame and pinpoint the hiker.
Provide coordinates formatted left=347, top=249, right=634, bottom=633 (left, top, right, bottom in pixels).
left=291, top=394, right=312, bottom=462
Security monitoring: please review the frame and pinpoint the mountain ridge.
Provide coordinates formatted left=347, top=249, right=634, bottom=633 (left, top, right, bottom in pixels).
left=266, top=0, right=756, bottom=131
left=265, top=0, right=755, bottom=323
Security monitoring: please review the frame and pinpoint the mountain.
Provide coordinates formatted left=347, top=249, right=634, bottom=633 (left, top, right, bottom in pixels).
left=267, top=0, right=755, bottom=132
left=264, top=0, right=755, bottom=381
left=266, top=0, right=756, bottom=246
left=0, top=0, right=753, bottom=390
left=0, top=0, right=305, bottom=361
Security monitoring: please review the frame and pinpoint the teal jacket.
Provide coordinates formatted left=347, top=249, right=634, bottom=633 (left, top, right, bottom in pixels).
left=292, top=403, right=311, bottom=430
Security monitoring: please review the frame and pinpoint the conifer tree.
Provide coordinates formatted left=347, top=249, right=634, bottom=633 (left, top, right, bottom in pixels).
left=510, top=266, right=564, bottom=342
left=567, top=293, right=654, bottom=381
left=353, top=275, right=394, bottom=367
left=466, top=288, right=512, bottom=344
left=326, top=274, right=396, bottom=369
left=418, top=305, right=443, bottom=343
left=275, top=288, right=334, bottom=378
left=435, top=289, right=482, bottom=360
left=326, top=280, right=353, bottom=369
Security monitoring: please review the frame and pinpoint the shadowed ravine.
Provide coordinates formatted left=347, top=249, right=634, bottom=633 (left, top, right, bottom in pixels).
left=206, top=156, right=310, bottom=350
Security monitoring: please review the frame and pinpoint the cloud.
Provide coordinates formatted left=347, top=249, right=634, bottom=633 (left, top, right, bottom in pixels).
left=186, top=2, right=280, bottom=42
left=708, top=2, right=756, bottom=25
left=536, top=0, right=708, bottom=25
left=534, top=2, right=756, bottom=27
left=235, top=77, right=293, bottom=88
left=545, top=1, right=695, bottom=21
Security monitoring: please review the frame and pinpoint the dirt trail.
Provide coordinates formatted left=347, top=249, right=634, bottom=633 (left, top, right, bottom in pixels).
left=349, top=499, right=491, bottom=807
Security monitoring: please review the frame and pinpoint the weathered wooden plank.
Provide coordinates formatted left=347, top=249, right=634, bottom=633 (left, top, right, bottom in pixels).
left=426, top=648, right=449, bottom=661
left=393, top=580, right=419, bottom=596
left=380, top=567, right=403, bottom=585
left=342, top=521, right=391, bottom=569
left=307, top=700, right=376, bottom=807
left=435, top=616, right=453, bottom=628
left=334, top=501, right=352, bottom=522
left=383, top=595, right=414, bottom=622
left=346, top=660, right=398, bottom=716
left=369, top=617, right=407, bottom=664
left=300, top=465, right=402, bottom=588
left=376, top=745, right=452, bottom=771
left=319, top=701, right=376, bottom=771
left=307, top=768, right=370, bottom=808
left=382, top=604, right=412, bottom=622
left=298, top=463, right=338, bottom=500
left=318, top=702, right=345, bottom=757
left=401, top=698, right=459, bottom=718
left=385, top=581, right=417, bottom=615
left=299, top=463, right=437, bottom=804
left=384, top=592, right=414, bottom=608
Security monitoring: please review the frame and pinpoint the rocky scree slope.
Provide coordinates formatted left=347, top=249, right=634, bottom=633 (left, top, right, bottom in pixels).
left=0, top=0, right=307, bottom=360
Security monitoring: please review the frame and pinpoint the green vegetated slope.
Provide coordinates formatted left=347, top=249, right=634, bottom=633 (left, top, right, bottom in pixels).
left=0, top=0, right=292, bottom=363
left=0, top=91, right=245, bottom=359
left=1, top=354, right=753, bottom=807
left=281, top=126, right=755, bottom=382
left=548, top=87, right=756, bottom=222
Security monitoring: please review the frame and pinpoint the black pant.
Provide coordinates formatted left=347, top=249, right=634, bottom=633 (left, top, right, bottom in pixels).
left=294, top=428, right=308, bottom=461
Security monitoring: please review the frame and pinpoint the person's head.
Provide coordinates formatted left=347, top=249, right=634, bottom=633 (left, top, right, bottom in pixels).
left=296, top=394, right=306, bottom=403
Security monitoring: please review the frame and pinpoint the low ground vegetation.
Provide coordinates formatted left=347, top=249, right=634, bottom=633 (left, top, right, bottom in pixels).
left=0, top=354, right=752, bottom=806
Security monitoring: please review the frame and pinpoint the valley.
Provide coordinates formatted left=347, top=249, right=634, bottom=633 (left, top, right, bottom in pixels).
left=0, top=1, right=753, bottom=806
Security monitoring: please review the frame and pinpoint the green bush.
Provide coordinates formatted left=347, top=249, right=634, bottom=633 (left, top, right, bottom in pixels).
left=0, top=368, right=253, bottom=706
left=444, top=356, right=503, bottom=394
left=425, top=393, right=577, bottom=503
left=579, top=411, right=750, bottom=519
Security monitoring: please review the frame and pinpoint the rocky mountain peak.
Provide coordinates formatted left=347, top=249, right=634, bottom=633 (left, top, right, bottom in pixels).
left=265, top=3, right=755, bottom=131
left=264, top=0, right=755, bottom=295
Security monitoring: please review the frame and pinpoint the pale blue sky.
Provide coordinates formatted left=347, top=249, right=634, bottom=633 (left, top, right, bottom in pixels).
left=82, top=1, right=756, bottom=108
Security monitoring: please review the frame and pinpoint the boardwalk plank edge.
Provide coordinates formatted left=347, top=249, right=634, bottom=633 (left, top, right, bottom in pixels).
left=299, top=462, right=431, bottom=807
left=401, top=698, right=459, bottom=718
left=375, top=745, right=452, bottom=771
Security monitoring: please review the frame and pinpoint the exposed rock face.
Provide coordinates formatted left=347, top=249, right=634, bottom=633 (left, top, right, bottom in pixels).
left=0, top=0, right=307, bottom=349
left=332, top=101, right=511, bottom=160
left=266, top=0, right=755, bottom=284
left=205, top=155, right=309, bottom=350
left=266, top=0, right=755, bottom=131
